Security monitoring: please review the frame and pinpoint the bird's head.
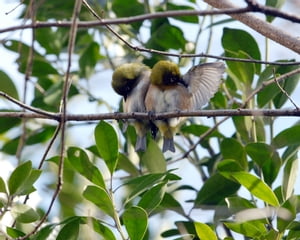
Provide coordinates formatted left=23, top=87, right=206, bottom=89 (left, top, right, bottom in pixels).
left=150, top=61, right=182, bottom=87
left=112, top=63, right=149, bottom=97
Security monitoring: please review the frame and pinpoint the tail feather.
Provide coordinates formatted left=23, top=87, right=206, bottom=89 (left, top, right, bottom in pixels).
left=135, top=135, right=147, bottom=152
left=162, top=137, right=175, bottom=152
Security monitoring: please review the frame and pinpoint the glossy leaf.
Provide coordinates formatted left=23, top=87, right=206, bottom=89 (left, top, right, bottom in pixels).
left=195, top=173, right=240, bottom=206
left=232, top=116, right=251, bottom=143
left=11, top=204, right=40, bottom=223
left=18, top=169, right=42, bottom=195
left=166, top=3, right=198, bottom=23
left=142, top=139, right=166, bottom=173
left=147, top=20, right=186, bottom=50
left=0, top=71, right=19, bottom=99
left=6, top=227, right=25, bottom=238
left=67, top=147, right=105, bottom=188
left=35, top=27, right=67, bottom=55
left=123, top=206, right=148, bottom=240
left=266, top=0, right=285, bottom=22
left=257, top=63, right=300, bottom=108
left=94, top=121, right=119, bottom=174
left=0, top=177, right=7, bottom=194
left=0, top=111, right=21, bottom=133
left=224, top=220, right=267, bottom=238
left=221, top=138, right=247, bottom=170
left=79, top=41, right=103, bottom=79
left=56, top=218, right=80, bottom=240
left=272, top=125, right=300, bottom=149
left=159, top=193, right=185, bottom=216
left=225, top=197, right=256, bottom=214
left=222, top=28, right=261, bottom=74
left=91, top=218, right=116, bottom=240
left=228, top=172, right=279, bottom=206
left=138, top=182, right=167, bottom=213
left=226, top=50, right=255, bottom=87
left=117, top=153, right=140, bottom=177
left=31, top=224, right=56, bottom=240
left=112, top=0, right=144, bottom=31
left=26, top=126, right=56, bottom=145
left=246, top=143, right=281, bottom=185
left=83, top=185, right=114, bottom=218
left=194, top=222, right=217, bottom=240
left=8, top=161, right=32, bottom=196
left=124, top=173, right=166, bottom=203
left=282, top=157, right=298, bottom=200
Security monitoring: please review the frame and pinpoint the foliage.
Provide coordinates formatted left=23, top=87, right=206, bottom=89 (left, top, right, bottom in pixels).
left=0, top=0, right=300, bottom=239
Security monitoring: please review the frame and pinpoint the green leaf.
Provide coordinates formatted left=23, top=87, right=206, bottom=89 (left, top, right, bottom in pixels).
left=166, top=3, right=198, bottom=23
left=117, top=153, right=139, bottom=177
left=56, top=218, right=80, bottom=240
left=8, top=161, right=32, bottom=195
left=266, top=0, right=285, bottom=22
left=36, top=27, right=66, bottom=55
left=94, top=121, right=119, bottom=174
left=147, top=20, right=186, bottom=50
left=272, top=125, right=300, bottom=148
left=222, top=28, right=261, bottom=74
left=11, top=204, right=40, bottom=223
left=138, top=182, right=167, bottom=213
left=225, top=197, right=256, bottom=214
left=79, top=41, right=103, bottom=79
left=31, top=224, right=57, bottom=240
left=221, top=138, right=247, bottom=170
left=6, top=227, right=25, bottom=238
left=142, top=139, right=166, bottom=173
left=91, top=218, right=116, bottom=240
left=232, top=116, right=251, bottom=143
left=124, top=173, right=166, bottom=203
left=0, top=110, right=21, bottom=133
left=194, top=222, right=217, bottom=240
left=67, top=147, right=105, bottom=188
left=217, top=159, right=244, bottom=174
left=26, top=126, right=56, bottom=145
left=227, top=172, right=279, bottom=206
left=123, top=206, right=148, bottom=240
left=159, top=192, right=185, bottom=216
left=282, top=158, right=298, bottom=200
left=246, top=143, right=281, bottom=185
left=224, top=220, right=267, bottom=238
left=2, top=136, right=19, bottom=155
left=83, top=185, right=114, bottom=218
left=257, top=63, right=300, bottom=108
left=112, top=0, right=144, bottom=31
left=19, top=169, right=42, bottom=195
left=226, top=50, right=255, bottom=88
left=0, top=177, right=7, bottom=193
left=0, top=71, right=19, bottom=100
left=195, top=173, right=240, bottom=206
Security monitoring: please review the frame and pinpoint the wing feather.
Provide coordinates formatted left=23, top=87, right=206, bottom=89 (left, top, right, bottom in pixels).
left=182, top=62, right=225, bottom=109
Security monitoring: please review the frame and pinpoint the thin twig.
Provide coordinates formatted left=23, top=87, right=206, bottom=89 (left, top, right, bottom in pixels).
left=273, top=69, right=300, bottom=110
left=245, top=0, right=300, bottom=23
left=0, top=91, right=57, bottom=119
left=17, top=0, right=83, bottom=239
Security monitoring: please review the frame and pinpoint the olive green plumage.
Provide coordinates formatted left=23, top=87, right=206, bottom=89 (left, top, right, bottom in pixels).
left=112, top=63, right=150, bottom=98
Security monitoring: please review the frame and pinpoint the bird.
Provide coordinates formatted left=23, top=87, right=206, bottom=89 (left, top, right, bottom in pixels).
left=145, top=60, right=225, bottom=152
left=111, top=62, right=152, bottom=152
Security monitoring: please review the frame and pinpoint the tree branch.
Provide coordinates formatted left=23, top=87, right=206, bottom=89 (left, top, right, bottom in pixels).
left=0, top=109, right=299, bottom=121
left=204, top=0, right=300, bottom=54
left=245, top=0, right=300, bottom=23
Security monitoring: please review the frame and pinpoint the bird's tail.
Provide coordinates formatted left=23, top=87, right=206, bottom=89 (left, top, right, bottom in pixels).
left=162, top=136, right=175, bottom=152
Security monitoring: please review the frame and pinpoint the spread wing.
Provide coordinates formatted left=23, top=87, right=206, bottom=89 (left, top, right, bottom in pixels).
left=182, top=62, right=225, bottom=110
